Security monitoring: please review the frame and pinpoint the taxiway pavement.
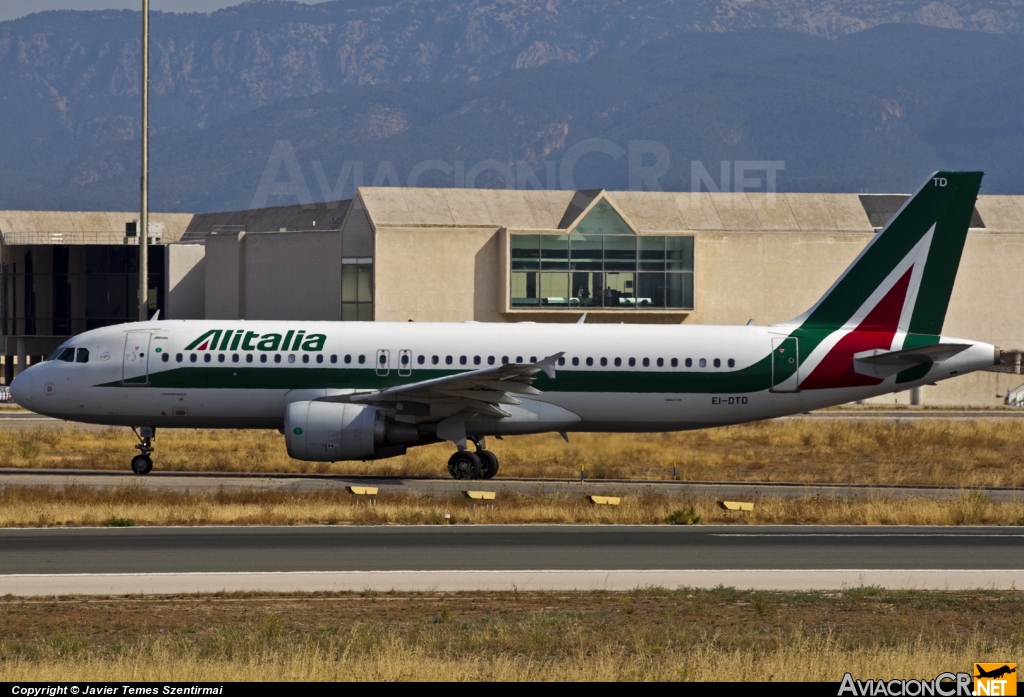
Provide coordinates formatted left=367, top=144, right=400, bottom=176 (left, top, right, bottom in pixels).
left=1, top=525, right=1021, bottom=594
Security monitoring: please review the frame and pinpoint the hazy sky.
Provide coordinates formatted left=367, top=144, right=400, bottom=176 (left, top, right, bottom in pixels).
left=0, top=1, right=329, bottom=23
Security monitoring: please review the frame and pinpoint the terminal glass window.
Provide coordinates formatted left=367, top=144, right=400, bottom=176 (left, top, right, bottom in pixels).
left=341, top=258, right=373, bottom=321
left=1, top=245, right=165, bottom=335
left=510, top=200, right=693, bottom=310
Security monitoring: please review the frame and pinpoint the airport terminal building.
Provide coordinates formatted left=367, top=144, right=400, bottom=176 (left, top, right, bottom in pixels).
left=3, top=187, right=1023, bottom=406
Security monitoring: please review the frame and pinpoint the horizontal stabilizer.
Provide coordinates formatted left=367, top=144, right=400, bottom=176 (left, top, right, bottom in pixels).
left=853, top=343, right=971, bottom=379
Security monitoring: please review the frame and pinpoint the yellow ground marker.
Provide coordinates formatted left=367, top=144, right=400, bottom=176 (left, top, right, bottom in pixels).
left=464, top=491, right=496, bottom=500
left=347, top=486, right=378, bottom=496
left=590, top=495, right=621, bottom=506
left=719, top=500, right=754, bottom=511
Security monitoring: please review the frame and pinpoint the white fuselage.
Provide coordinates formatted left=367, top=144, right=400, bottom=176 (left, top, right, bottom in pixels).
left=10, top=320, right=997, bottom=436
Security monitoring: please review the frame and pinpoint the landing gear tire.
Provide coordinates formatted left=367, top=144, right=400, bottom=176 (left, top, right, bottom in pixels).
left=130, top=455, right=153, bottom=475
left=448, top=451, right=482, bottom=480
left=477, top=450, right=499, bottom=479
left=131, top=426, right=155, bottom=475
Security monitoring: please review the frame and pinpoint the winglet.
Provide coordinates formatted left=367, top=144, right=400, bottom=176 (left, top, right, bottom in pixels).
left=150, top=310, right=160, bottom=321
left=535, top=352, right=564, bottom=379
left=577, top=313, right=587, bottom=324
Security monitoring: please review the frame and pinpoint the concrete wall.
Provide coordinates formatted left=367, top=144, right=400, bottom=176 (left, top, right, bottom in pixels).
left=374, top=227, right=502, bottom=322
left=204, top=232, right=244, bottom=320
left=165, top=244, right=206, bottom=320
left=242, top=232, right=342, bottom=320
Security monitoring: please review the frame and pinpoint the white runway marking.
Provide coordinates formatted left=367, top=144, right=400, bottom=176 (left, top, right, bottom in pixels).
left=712, top=533, right=1024, bottom=538
left=1, top=569, right=1021, bottom=595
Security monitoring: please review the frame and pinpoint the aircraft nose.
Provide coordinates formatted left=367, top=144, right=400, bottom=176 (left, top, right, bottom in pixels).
left=9, top=370, right=33, bottom=407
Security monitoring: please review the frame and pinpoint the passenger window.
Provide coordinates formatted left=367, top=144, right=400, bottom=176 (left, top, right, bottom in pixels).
left=432, top=355, right=439, bottom=365
left=460, top=356, right=467, bottom=365
left=401, top=354, right=409, bottom=366
left=572, top=357, right=579, bottom=366
left=274, top=355, right=282, bottom=363
left=176, top=353, right=183, bottom=363
left=516, top=356, right=523, bottom=363
left=288, top=355, right=296, bottom=364
left=218, top=354, right=225, bottom=363
left=558, top=357, right=565, bottom=366
left=642, top=358, right=650, bottom=367
left=246, top=354, right=254, bottom=364
left=530, top=356, right=537, bottom=363
left=600, top=357, right=607, bottom=366
left=332, top=355, right=338, bottom=364
left=316, top=355, right=323, bottom=364
left=614, top=358, right=621, bottom=367
left=190, top=354, right=197, bottom=363
left=358, top=355, right=365, bottom=364
left=728, top=358, right=735, bottom=368
left=671, top=358, right=678, bottom=368
left=344, top=355, right=351, bottom=364
left=204, top=354, right=212, bottom=363
left=302, top=355, right=309, bottom=364
left=502, top=356, right=509, bottom=365
left=628, top=358, right=636, bottom=367
left=260, top=354, right=268, bottom=363
left=586, top=357, right=593, bottom=366
left=58, top=348, right=75, bottom=362
left=473, top=356, right=481, bottom=365
left=417, top=355, right=425, bottom=365
left=656, top=358, right=663, bottom=367
left=234, top=354, right=241, bottom=363
left=685, top=358, right=692, bottom=368
left=161, top=353, right=169, bottom=363
left=699, top=358, right=707, bottom=368
left=488, top=356, right=495, bottom=365
left=713, top=358, right=721, bottom=368
left=446, top=356, right=453, bottom=365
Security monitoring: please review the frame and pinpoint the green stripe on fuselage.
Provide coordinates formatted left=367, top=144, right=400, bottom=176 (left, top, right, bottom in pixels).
left=96, top=356, right=773, bottom=394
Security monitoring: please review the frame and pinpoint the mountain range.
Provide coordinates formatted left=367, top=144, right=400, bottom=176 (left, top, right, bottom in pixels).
left=0, top=0, right=1022, bottom=212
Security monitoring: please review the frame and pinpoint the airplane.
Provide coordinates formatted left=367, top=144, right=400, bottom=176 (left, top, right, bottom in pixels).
left=9, top=171, right=1001, bottom=479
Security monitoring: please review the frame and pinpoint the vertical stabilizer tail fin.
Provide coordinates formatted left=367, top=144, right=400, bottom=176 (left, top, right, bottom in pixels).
left=784, top=171, right=983, bottom=336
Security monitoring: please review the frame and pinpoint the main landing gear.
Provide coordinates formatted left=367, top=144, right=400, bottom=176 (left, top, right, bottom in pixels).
left=446, top=436, right=500, bottom=480
left=130, top=426, right=155, bottom=475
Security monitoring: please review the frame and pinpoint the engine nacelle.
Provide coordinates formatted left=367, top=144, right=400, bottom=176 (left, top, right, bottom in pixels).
left=284, top=401, right=418, bottom=462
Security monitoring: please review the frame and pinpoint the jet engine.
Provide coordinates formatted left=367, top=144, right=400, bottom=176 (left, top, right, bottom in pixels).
left=284, top=401, right=419, bottom=462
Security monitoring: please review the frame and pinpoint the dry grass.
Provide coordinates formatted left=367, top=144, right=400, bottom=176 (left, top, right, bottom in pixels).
left=1, top=485, right=1023, bottom=527
left=1, top=589, right=1022, bottom=681
left=3, top=418, right=1024, bottom=486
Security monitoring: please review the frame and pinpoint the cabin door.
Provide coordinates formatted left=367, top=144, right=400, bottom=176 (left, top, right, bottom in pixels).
left=122, top=332, right=151, bottom=385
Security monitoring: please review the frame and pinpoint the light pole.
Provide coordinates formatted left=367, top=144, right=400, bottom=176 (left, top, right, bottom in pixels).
left=138, top=0, right=149, bottom=321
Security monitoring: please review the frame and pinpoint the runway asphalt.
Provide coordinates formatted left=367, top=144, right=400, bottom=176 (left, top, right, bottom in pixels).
left=1, top=525, right=1021, bottom=594
left=4, top=467, right=1024, bottom=501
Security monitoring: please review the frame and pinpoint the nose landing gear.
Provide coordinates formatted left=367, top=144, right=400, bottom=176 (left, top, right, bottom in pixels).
left=130, top=426, right=155, bottom=475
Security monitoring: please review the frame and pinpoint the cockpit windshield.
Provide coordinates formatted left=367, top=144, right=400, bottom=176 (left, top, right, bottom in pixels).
left=46, top=345, right=69, bottom=361
left=57, top=348, right=76, bottom=362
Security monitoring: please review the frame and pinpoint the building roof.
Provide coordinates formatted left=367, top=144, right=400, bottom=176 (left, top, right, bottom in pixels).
left=0, top=211, right=194, bottom=245
left=355, top=187, right=1024, bottom=235
left=184, top=200, right=352, bottom=241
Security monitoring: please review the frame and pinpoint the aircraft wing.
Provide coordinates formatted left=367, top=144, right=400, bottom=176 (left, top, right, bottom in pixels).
left=853, top=343, right=971, bottom=379
left=318, top=352, right=564, bottom=418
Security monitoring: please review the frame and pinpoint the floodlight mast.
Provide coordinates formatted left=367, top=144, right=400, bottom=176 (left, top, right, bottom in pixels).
left=138, top=0, right=149, bottom=322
